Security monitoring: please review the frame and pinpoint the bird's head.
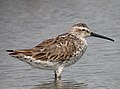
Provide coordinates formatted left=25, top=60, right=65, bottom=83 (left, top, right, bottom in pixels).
left=69, top=22, right=90, bottom=38
left=69, top=22, right=114, bottom=42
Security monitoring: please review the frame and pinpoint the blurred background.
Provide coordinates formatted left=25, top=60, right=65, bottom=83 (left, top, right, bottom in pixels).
left=0, top=0, right=120, bottom=89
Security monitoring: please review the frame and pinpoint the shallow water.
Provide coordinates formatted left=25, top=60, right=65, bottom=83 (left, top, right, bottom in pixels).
left=0, top=0, right=120, bottom=89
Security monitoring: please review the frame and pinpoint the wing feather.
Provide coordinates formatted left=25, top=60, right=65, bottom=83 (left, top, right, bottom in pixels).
left=7, top=33, right=84, bottom=62
left=32, top=34, right=80, bottom=62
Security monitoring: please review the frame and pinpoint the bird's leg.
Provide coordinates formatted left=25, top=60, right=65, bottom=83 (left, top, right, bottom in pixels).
left=54, top=66, right=64, bottom=79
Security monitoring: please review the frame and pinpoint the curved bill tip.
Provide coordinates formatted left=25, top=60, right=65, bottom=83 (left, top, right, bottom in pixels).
left=91, top=32, right=114, bottom=42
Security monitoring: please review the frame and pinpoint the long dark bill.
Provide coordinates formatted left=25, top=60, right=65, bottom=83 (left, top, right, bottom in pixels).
left=91, top=32, right=114, bottom=42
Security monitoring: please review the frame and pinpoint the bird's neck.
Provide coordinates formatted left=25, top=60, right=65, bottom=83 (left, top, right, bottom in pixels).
left=79, top=37, right=87, bottom=45
left=69, top=33, right=88, bottom=45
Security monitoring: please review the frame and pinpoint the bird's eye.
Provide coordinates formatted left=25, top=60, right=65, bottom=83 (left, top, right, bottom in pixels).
left=82, top=29, right=86, bottom=31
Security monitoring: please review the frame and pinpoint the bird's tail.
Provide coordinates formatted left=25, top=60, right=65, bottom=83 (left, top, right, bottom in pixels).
left=6, top=50, right=14, bottom=52
left=6, top=49, right=20, bottom=56
left=6, top=49, right=33, bottom=57
left=6, top=49, right=34, bottom=65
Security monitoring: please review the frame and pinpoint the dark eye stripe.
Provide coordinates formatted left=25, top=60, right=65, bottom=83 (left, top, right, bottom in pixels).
left=82, top=29, right=90, bottom=33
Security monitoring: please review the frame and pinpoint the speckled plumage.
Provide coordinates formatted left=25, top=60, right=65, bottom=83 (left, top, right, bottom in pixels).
left=7, top=22, right=114, bottom=79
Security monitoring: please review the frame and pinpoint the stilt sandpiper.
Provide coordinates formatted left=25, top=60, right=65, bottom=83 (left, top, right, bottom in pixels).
left=7, top=22, right=114, bottom=79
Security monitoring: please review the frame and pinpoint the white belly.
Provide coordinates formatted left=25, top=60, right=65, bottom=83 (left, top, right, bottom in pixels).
left=19, top=57, right=60, bottom=70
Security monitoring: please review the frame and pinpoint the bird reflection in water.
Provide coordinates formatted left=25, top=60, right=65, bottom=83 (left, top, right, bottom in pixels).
left=31, top=78, right=87, bottom=89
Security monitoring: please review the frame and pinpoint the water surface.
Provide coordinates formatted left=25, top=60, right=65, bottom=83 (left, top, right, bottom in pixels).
left=0, top=0, right=120, bottom=89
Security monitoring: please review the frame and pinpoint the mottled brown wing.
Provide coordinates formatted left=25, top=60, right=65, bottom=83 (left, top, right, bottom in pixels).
left=32, top=34, right=77, bottom=62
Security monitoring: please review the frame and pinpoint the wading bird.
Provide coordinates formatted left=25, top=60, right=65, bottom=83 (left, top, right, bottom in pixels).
left=7, top=23, right=114, bottom=79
